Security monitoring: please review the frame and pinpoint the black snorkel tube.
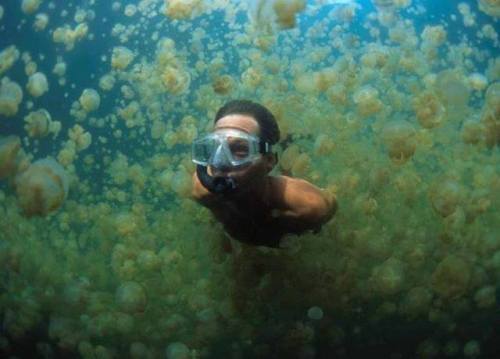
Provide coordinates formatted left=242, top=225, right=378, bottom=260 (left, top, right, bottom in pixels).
left=196, top=165, right=237, bottom=194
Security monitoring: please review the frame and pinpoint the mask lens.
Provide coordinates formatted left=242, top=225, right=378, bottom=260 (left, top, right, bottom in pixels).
left=227, top=136, right=250, bottom=160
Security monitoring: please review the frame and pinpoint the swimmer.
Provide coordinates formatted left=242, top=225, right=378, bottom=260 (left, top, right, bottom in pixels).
left=191, top=99, right=337, bottom=248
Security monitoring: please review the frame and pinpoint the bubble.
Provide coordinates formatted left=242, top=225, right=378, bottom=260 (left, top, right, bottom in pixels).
left=15, top=158, right=69, bottom=217
left=115, top=282, right=147, bottom=313
left=431, top=255, right=470, bottom=299
left=79, top=88, right=101, bottom=112
left=0, top=45, right=21, bottom=76
left=0, top=136, right=21, bottom=179
left=111, top=46, right=135, bottom=70
left=21, top=0, right=42, bottom=15
left=381, top=121, right=417, bottom=164
left=27, top=72, right=49, bottom=98
left=0, top=77, right=23, bottom=117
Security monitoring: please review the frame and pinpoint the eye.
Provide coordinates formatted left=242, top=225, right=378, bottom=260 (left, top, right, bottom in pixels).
left=229, top=142, right=249, bottom=158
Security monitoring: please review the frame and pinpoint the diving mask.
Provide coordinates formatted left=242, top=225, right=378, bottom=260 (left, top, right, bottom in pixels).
left=192, top=128, right=271, bottom=169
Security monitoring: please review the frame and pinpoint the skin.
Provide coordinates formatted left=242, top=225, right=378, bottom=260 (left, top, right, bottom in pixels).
left=191, top=114, right=337, bottom=248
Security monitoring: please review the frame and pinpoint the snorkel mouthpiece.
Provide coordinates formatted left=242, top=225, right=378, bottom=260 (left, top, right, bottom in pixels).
left=196, top=165, right=237, bottom=194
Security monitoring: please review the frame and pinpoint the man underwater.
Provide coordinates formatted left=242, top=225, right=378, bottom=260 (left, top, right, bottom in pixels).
left=191, top=100, right=337, bottom=248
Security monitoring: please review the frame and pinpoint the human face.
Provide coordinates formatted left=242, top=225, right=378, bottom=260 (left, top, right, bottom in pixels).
left=211, top=114, right=274, bottom=186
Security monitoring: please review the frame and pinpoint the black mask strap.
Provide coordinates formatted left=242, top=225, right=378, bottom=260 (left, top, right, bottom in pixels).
left=196, top=165, right=237, bottom=194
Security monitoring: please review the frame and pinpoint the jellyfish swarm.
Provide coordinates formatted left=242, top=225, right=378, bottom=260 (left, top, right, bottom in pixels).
left=0, top=136, right=21, bottom=179
left=15, top=158, right=69, bottom=217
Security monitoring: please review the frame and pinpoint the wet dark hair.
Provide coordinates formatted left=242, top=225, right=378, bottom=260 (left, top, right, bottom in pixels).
left=214, top=99, right=280, bottom=145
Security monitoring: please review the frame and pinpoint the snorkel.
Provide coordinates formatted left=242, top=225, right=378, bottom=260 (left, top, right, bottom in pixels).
left=196, top=165, right=238, bottom=194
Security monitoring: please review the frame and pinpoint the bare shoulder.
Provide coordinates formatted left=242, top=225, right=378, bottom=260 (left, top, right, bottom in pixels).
left=269, top=175, right=337, bottom=222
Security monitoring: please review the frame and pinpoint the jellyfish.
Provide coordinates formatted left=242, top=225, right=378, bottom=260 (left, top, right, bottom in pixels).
left=111, top=46, right=135, bottom=70
left=26, top=72, right=49, bottom=98
left=428, top=179, right=464, bottom=218
left=478, top=0, right=500, bottom=17
left=161, top=66, right=190, bottom=95
left=381, top=121, right=417, bottom=164
left=21, top=0, right=41, bottom=15
left=0, top=45, right=20, bottom=76
left=33, top=13, right=49, bottom=32
left=0, top=136, right=21, bottom=179
left=164, top=0, right=203, bottom=20
left=212, top=74, right=234, bottom=95
left=0, top=77, right=23, bottom=117
left=115, top=281, right=147, bottom=313
left=273, top=0, right=306, bottom=29
left=24, top=109, right=52, bottom=138
left=15, top=158, right=69, bottom=217
left=79, top=88, right=101, bottom=112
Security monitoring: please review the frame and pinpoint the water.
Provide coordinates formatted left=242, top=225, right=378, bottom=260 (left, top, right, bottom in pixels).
left=0, top=0, right=499, bottom=358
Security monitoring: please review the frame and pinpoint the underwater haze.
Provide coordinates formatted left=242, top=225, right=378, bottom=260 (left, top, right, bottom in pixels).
left=0, top=0, right=499, bottom=358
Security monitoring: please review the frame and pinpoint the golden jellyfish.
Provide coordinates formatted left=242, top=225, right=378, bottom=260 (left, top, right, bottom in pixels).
left=0, top=77, right=23, bottom=117
left=79, top=88, right=101, bottom=112
left=431, top=255, right=470, bottom=300
left=26, top=72, right=49, bottom=98
left=21, top=0, right=41, bottom=15
left=273, top=0, right=306, bottom=29
left=0, top=136, right=21, bottom=179
left=115, top=281, right=147, bottom=313
left=24, top=109, right=52, bottom=138
left=164, top=0, right=203, bottom=20
left=161, top=66, right=190, bottom=95
left=435, top=70, right=470, bottom=108
left=353, top=86, right=383, bottom=117
left=212, top=74, right=234, bottom=95
left=111, top=46, right=135, bottom=70
left=468, top=73, right=488, bottom=91
left=0, top=45, right=20, bottom=76
left=241, top=67, right=263, bottom=89
left=478, top=0, right=500, bottom=17
left=413, top=91, right=445, bottom=129
left=33, top=13, right=49, bottom=32
left=381, top=121, right=417, bottom=164
left=15, top=158, right=69, bottom=217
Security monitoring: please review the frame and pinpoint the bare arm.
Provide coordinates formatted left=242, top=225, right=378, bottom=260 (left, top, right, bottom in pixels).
left=270, top=176, right=337, bottom=233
